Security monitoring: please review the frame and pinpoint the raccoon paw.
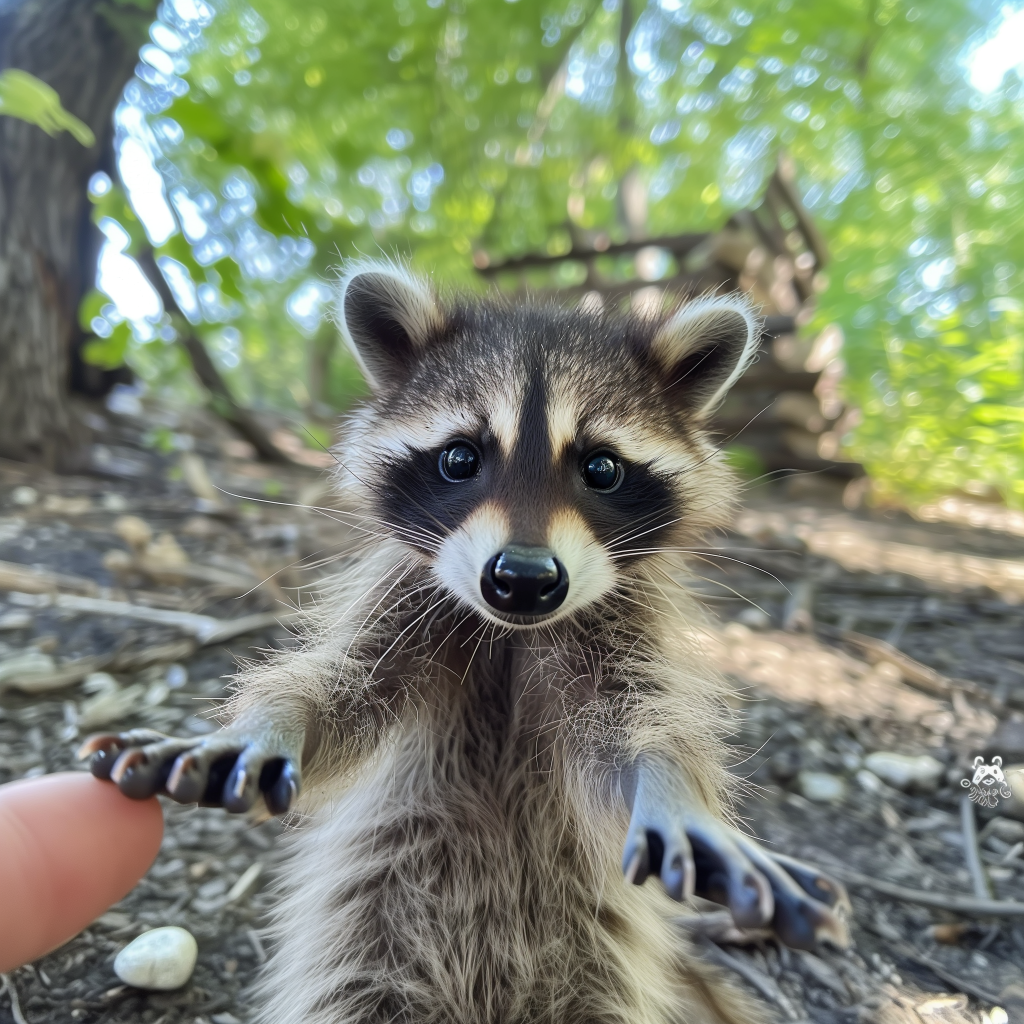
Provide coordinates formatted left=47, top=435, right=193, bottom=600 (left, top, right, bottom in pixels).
left=725, top=835, right=849, bottom=949
left=622, top=792, right=848, bottom=950
left=77, top=726, right=301, bottom=815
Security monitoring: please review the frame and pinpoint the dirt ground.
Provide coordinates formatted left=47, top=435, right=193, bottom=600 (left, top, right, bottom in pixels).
left=1, top=398, right=1023, bottom=1024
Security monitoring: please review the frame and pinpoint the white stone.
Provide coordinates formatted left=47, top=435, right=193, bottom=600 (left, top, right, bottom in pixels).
left=114, top=926, right=198, bottom=991
left=855, top=768, right=884, bottom=794
left=863, top=752, right=944, bottom=792
left=11, top=486, right=37, bottom=506
left=798, top=770, right=847, bottom=803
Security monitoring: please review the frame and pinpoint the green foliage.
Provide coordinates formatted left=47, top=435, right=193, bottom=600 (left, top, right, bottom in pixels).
left=93, top=0, right=1024, bottom=505
left=0, top=69, right=95, bottom=145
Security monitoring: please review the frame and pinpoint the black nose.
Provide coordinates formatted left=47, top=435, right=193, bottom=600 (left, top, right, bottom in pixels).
left=480, top=545, right=569, bottom=615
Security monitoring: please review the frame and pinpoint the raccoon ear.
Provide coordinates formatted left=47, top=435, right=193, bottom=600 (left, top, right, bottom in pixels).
left=651, top=295, right=761, bottom=417
left=335, top=262, right=442, bottom=389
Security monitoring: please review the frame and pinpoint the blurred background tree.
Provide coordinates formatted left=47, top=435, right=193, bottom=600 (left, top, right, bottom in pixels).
left=4, top=0, right=1023, bottom=507
left=0, top=0, right=155, bottom=466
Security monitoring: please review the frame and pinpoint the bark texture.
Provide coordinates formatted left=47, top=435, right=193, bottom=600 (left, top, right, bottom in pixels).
left=0, top=0, right=152, bottom=466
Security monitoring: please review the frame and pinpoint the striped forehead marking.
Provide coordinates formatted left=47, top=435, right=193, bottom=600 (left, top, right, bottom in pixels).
left=546, top=374, right=581, bottom=460
left=589, top=418, right=702, bottom=477
left=487, top=367, right=526, bottom=457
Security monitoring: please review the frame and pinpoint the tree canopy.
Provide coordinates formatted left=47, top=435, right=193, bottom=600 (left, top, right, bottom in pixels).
left=81, top=0, right=1024, bottom=507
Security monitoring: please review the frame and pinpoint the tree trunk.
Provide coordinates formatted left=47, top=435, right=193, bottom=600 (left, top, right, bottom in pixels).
left=0, top=0, right=152, bottom=467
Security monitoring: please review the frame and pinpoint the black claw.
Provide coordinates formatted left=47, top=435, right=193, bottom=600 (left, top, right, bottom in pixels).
left=201, top=753, right=240, bottom=806
left=114, top=751, right=170, bottom=801
left=89, top=745, right=122, bottom=781
left=661, top=848, right=687, bottom=902
left=645, top=830, right=665, bottom=877
left=769, top=852, right=843, bottom=908
left=223, top=760, right=259, bottom=814
left=166, top=753, right=207, bottom=804
left=265, top=761, right=299, bottom=816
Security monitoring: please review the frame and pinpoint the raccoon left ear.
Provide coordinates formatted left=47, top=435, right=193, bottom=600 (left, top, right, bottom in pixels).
left=651, top=294, right=761, bottom=417
left=334, top=261, right=442, bottom=389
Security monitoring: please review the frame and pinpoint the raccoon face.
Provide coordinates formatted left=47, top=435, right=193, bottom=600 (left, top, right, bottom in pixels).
left=334, top=261, right=759, bottom=629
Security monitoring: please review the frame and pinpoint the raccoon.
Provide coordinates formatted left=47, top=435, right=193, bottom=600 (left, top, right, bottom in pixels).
left=83, top=261, right=848, bottom=1024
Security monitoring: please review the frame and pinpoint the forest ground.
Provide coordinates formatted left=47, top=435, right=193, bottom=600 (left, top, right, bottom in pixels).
left=1, top=397, right=1023, bottom=1024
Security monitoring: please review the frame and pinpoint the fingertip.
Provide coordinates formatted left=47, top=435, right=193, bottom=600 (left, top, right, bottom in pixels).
left=0, top=772, right=163, bottom=973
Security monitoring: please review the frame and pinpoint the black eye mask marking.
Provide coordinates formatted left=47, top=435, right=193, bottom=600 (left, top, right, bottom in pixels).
left=375, top=442, right=489, bottom=553
left=573, top=451, right=678, bottom=561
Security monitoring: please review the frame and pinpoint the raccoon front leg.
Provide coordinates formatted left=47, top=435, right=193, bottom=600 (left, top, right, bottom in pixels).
left=79, top=715, right=303, bottom=815
left=622, top=758, right=848, bottom=950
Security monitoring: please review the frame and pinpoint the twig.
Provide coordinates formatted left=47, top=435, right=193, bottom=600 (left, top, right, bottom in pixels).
left=0, top=973, right=29, bottom=1024
left=132, top=554, right=255, bottom=591
left=20, top=593, right=298, bottom=645
left=783, top=578, right=815, bottom=633
left=0, top=559, right=98, bottom=596
left=830, top=866, right=1024, bottom=917
left=246, top=928, right=267, bottom=964
left=960, top=793, right=993, bottom=900
left=0, top=654, right=108, bottom=695
left=863, top=921, right=1003, bottom=1005
left=816, top=624, right=998, bottom=708
left=700, top=940, right=801, bottom=1020
left=136, top=249, right=294, bottom=466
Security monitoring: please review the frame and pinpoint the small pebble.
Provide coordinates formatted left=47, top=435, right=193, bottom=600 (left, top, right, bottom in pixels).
left=166, top=663, right=188, bottom=688
left=856, top=768, right=884, bottom=794
left=735, top=607, right=772, bottom=630
left=113, top=926, right=198, bottom=990
left=0, top=611, right=32, bottom=631
left=11, top=486, right=38, bottom=506
left=797, top=770, right=847, bottom=803
left=863, top=752, right=943, bottom=792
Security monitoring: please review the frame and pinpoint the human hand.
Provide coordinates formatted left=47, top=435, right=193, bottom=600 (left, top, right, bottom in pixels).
left=0, top=772, right=163, bottom=972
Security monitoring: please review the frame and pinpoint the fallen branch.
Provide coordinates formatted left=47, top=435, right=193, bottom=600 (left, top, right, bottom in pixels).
left=0, top=559, right=98, bottom=596
left=8, top=592, right=299, bottom=646
left=817, top=624, right=997, bottom=708
left=831, top=866, right=1024, bottom=917
left=136, top=249, right=295, bottom=466
left=960, top=793, right=993, bottom=901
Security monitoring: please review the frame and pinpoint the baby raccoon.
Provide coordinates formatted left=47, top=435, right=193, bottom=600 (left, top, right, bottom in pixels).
left=83, top=262, right=847, bottom=1024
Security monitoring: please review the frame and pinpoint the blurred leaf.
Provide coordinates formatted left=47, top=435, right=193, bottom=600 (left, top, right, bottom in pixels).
left=0, top=69, right=95, bottom=146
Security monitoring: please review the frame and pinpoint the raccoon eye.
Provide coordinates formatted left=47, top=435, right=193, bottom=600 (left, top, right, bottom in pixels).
left=582, top=451, right=622, bottom=492
left=439, top=442, right=480, bottom=482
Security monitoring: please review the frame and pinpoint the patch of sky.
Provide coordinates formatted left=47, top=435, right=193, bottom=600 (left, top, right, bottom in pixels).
left=157, top=257, right=201, bottom=324
left=208, top=326, right=242, bottom=370
left=920, top=257, right=956, bottom=292
left=649, top=154, right=689, bottom=200
left=386, top=128, right=414, bottom=150
left=719, top=125, right=775, bottom=206
left=286, top=280, right=334, bottom=334
left=407, top=163, right=444, bottom=211
left=692, top=14, right=731, bottom=45
left=357, top=158, right=413, bottom=227
left=719, top=64, right=756, bottom=101
left=96, top=219, right=163, bottom=334
left=118, top=138, right=176, bottom=245
left=565, top=36, right=619, bottom=112
left=964, top=5, right=1024, bottom=94
left=650, top=120, right=681, bottom=144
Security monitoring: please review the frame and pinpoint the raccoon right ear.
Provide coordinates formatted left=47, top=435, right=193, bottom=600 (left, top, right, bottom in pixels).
left=334, top=262, right=442, bottom=389
left=650, top=294, right=761, bottom=418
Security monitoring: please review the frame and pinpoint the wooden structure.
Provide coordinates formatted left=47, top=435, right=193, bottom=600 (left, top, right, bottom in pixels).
left=475, top=157, right=858, bottom=480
